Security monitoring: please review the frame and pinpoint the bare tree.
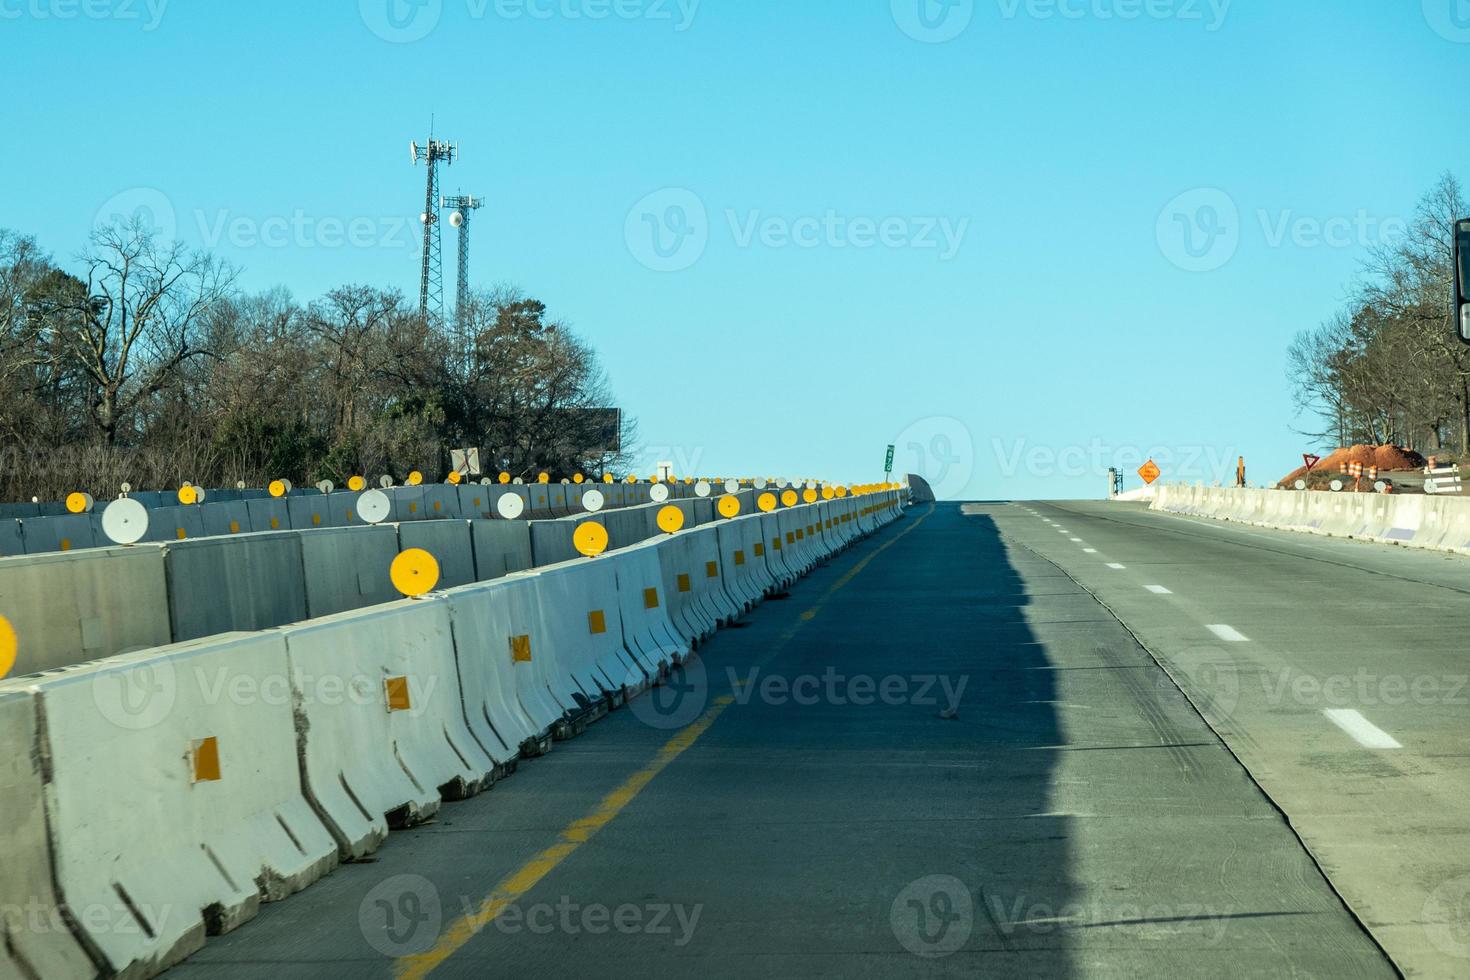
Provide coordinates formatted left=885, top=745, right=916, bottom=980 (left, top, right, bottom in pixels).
left=45, top=217, right=235, bottom=445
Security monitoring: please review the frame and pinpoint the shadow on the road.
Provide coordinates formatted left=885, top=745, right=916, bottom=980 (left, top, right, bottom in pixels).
left=661, top=502, right=1078, bottom=974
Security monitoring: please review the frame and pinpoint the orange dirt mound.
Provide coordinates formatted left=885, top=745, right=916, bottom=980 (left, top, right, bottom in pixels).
left=1279, top=444, right=1426, bottom=487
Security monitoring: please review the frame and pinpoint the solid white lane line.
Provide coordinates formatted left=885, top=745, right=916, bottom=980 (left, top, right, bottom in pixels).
left=1207, top=624, right=1249, bottom=643
left=1106, top=563, right=1126, bottom=570
left=1145, top=585, right=1173, bottom=595
left=1324, top=709, right=1402, bottom=749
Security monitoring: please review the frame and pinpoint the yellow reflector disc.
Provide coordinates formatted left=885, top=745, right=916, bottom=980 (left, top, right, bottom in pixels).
left=391, top=548, right=440, bottom=597
left=574, top=521, right=609, bottom=557
left=657, top=505, right=685, bottom=534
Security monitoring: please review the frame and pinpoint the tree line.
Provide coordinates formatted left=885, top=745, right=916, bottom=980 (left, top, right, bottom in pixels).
left=1288, top=172, right=1468, bottom=454
left=0, top=218, right=632, bottom=502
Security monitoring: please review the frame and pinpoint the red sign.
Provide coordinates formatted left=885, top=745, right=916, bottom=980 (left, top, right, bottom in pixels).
left=1303, top=454, right=1321, bottom=471
left=1139, top=460, right=1161, bottom=485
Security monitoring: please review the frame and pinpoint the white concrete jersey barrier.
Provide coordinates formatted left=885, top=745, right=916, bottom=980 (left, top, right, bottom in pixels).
left=1151, top=485, right=1470, bottom=556
left=0, top=545, right=171, bottom=676
left=688, top=525, right=743, bottom=626
left=479, top=571, right=581, bottom=737
left=0, top=691, right=96, bottom=980
left=285, top=597, right=495, bottom=861
left=659, top=524, right=741, bottom=637
left=520, top=557, right=646, bottom=702
left=714, top=514, right=770, bottom=611
left=397, top=520, right=477, bottom=590
left=759, top=512, right=797, bottom=588
left=610, top=541, right=688, bottom=675
left=443, top=578, right=558, bottom=762
left=296, top=525, right=399, bottom=619
left=164, top=531, right=308, bottom=642
left=494, top=578, right=598, bottom=737
left=4, top=633, right=337, bottom=979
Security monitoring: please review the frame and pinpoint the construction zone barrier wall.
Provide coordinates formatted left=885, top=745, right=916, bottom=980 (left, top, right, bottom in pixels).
left=0, top=488, right=907, bottom=980
left=298, top=525, right=401, bottom=619
left=285, top=598, right=496, bottom=861
left=165, top=531, right=308, bottom=641
left=397, top=520, right=477, bottom=590
left=470, top=519, right=534, bottom=580
left=0, top=546, right=171, bottom=676
left=0, top=690, right=96, bottom=980
left=1151, top=484, right=1470, bottom=556
left=2, top=634, right=338, bottom=978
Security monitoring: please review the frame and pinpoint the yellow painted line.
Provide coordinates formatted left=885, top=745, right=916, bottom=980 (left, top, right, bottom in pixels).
left=395, top=695, right=736, bottom=980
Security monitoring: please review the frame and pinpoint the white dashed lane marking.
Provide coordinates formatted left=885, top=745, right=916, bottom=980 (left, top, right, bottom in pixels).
left=1106, top=563, right=1126, bottom=570
left=1324, top=709, right=1402, bottom=750
left=1145, top=585, right=1173, bottom=595
left=1207, top=624, right=1249, bottom=643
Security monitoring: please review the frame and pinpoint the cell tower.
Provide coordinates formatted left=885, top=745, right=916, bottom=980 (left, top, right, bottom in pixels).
left=410, top=135, right=456, bottom=318
left=440, top=193, right=484, bottom=321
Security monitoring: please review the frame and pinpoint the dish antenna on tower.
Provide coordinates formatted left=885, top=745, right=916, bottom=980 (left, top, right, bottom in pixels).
left=440, top=193, right=484, bottom=325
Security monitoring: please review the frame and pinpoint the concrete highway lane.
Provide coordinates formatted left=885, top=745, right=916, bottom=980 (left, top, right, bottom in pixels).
left=173, top=503, right=1389, bottom=979
left=1008, top=499, right=1470, bottom=978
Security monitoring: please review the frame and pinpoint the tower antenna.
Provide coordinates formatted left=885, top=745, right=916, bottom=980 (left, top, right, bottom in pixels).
left=441, top=192, right=485, bottom=324
left=410, top=131, right=456, bottom=319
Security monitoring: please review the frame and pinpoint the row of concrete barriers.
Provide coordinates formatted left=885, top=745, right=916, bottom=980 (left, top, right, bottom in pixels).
left=0, top=492, right=760, bottom=679
left=1151, top=484, right=1470, bottom=555
left=0, top=481, right=681, bottom=558
left=0, top=489, right=906, bottom=980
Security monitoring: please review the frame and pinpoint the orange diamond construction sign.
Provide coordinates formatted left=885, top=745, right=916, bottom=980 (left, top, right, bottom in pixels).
left=1139, top=460, right=1161, bottom=485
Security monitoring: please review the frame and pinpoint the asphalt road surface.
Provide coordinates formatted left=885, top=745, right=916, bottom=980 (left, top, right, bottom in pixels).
left=172, top=501, right=1438, bottom=979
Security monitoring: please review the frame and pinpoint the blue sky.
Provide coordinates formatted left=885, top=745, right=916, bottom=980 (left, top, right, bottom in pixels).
left=3, top=0, right=1467, bottom=498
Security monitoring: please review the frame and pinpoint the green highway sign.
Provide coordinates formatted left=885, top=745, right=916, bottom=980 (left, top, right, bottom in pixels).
left=884, top=445, right=895, bottom=474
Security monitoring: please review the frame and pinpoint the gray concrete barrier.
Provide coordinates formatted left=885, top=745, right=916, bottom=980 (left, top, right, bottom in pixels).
left=398, top=520, right=476, bottom=590
left=0, top=545, right=171, bottom=677
left=297, top=525, right=399, bottom=619
left=164, top=531, right=308, bottom=641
